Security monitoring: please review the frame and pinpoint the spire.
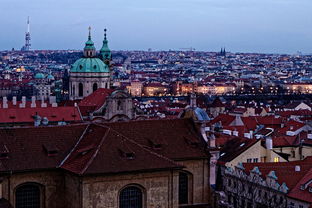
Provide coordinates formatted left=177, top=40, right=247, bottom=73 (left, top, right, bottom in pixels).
left=83, top=26, right=96, bottom=58
left=88, top=26, right=92, bottom=40
left=100, top=28, right=111, bottom=64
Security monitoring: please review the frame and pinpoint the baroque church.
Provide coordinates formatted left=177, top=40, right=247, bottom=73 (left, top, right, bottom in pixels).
left=69, top=27, right=112, bottom=100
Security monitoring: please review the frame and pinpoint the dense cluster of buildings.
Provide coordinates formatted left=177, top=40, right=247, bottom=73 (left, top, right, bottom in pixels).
left=0, top=25, right=311, bottom=208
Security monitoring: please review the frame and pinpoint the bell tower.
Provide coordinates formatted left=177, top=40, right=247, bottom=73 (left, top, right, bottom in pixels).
left=100, top=29, right=112, bottom=65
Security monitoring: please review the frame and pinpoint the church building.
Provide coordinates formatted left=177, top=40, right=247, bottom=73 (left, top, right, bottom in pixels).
left=69, top=27, right=112, bottom=100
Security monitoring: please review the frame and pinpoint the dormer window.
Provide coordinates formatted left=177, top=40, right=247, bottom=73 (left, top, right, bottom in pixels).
left=43, top=144, right=59, bottom=157
left=125, top=152, right=135, bottom=160
left=0, top=152, right=8, bottom=159
left=79, top=65, right=83, bottom=70
left=0, top=145, right=9, bottom=159
left=148, top=140, right=162, bottom=150
left=118, top=149, right=135, bottom=160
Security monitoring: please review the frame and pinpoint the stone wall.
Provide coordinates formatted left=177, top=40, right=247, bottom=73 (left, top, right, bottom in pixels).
left=81, top=170, right=179, bottom=208
left=1, top=170, right=65, bottom=208
left=178, top=159, right=210, bottom=205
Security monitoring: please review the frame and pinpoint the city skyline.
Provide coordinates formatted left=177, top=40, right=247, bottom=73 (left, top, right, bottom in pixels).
left=1, top=0, right=312, bottom=54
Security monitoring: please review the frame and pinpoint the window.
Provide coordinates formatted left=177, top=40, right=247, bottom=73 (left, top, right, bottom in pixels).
left=274, top=157, right=279, bottom=162
left=179, top=172, right=188, bottom=204
left=93, top=83, right=98, bottom=92
left=119, top=186, right=143, bottom=208
left=79, top=83, right=83, bottom=97
left=247, top=158, right=252, bottom=163
left=117, top=100, right=123, bottom=111
left=16, top=183, right=41, bottom=208
left=253, top=158, right=258, bottom=163
left=261, top=156, right=266, bottom=162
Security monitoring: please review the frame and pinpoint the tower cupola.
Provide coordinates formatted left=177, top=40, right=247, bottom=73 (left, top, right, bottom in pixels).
left=84, top=27, right=96, bottom=58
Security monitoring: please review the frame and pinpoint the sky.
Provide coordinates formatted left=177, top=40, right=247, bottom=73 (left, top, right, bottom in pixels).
left=1, top=0, right=312, bottom=53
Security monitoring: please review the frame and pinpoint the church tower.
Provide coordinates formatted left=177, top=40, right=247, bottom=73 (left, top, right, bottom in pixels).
left=100, top=29, right=112, bottom=66
left=69, top=27, right=111, bottom=100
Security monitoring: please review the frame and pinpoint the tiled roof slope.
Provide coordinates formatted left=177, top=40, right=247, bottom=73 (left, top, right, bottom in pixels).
left=243, top=157, right=312, bottom=190
left=0, top=118, right=207, bottom=175
left=78, top=88, right=114, bottom=116
left=0, top=107, right=82, bottom=124
left=0, top=124, right=87, bottom=172
left=106, top=118, right=209, bottom=160
left=288, top=168, right=312, bottom=205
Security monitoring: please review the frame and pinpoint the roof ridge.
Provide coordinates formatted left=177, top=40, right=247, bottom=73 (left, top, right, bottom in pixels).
left=58, top=124, right=90, bottom=168
left=81, top=127, right=111, bottom=174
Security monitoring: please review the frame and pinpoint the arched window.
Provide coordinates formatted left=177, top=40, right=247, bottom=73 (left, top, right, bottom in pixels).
left=73, top=85, right=75, bottom=96
left=179, top=172, right=189, bottom=204
left=93, top=83, right=98, bottom=92
left=119, top=186, right=143, bottom=208
left=16, top=183, right=41, bottom=208
left=79, top=83, right=83, bottom=97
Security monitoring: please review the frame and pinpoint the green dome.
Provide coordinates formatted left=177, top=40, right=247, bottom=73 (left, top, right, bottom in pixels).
left=35, top=73, right=45, bottom=79
left=71, top=58, right=109, bottom=73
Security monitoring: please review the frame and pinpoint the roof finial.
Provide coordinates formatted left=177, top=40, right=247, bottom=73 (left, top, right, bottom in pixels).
left=104, top=28, right=107, bottom=40
left=88, top=26, right=91, bottom=40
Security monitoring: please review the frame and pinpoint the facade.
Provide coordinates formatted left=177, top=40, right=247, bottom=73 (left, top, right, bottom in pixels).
left=78, top=88, right=138, bottom=121
left=215, top=158, right=312, bottom=208
left=32, top=73, right=54, bottom=100
left=0, top=118, right=211, bottom=208
left=69, top=28, right=111, bottom=100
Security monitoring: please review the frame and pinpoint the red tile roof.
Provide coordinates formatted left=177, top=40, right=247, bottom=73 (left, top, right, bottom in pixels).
left=0, top=118, right=208, bottom=175
left=243, top=157, right=312, bottom=190
left=78, top=88, right=114, bottom=116
left=0, top=106, right=82, bottom=124
left=288, top=168, right=312, bottom=204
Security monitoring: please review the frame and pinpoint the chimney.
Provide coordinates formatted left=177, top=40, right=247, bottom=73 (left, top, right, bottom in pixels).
left=2, top=97, right=8, bottom=109
left=295, top=165, right=301, bottom=172
left=19, top=96, right=26, bottom=108
left=190, top=93, right=196, bottom=108
left=22, top=96, right=26, bottom=104
left=12, top=96, right=17, bottom=105
left=31, top=96, right=36, bottom=108
left=41, top=99, right=47, bottom=108
left=266, top=137, right=273, bottom=150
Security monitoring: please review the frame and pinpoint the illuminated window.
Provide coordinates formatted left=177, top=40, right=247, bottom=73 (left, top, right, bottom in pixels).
left=274, top=157, right=279, bottom=162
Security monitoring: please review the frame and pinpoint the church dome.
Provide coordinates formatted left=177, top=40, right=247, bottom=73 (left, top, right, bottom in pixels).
left=71, top=58, right=109, bottom=73
left=34, top=73, right=45, bottom=79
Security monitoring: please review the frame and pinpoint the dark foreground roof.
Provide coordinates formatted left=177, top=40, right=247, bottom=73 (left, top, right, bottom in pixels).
left=0, top=118, right=209, bottom=175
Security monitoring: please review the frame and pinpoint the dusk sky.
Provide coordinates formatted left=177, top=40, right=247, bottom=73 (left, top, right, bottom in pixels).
left=1, top=0, right=312, bottom=53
